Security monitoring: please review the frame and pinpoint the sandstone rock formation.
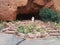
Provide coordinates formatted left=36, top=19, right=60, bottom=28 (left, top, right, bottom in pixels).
left=0, top=0, right=60, bottom=21
left=17, top=0, right=45, bottom=14
left=52, top=0, right=60, bottom=11
left=0, top=0, right=28, bottom=21
left=33, top=0, right=45, bottom=6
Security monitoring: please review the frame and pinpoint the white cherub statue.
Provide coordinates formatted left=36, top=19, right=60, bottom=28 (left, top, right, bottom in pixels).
left=31, top=16, right=35, bottom=22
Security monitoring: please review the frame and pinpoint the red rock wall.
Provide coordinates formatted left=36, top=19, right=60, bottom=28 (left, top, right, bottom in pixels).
left=52, top=0, right=60, bottom=11
left=33, top=0, right=45, bottom=6
left=0, top=0, right=28, bottom=21
left=17, top=0, right=45, bottom=14
left=0, top=0, right=60, bottom=21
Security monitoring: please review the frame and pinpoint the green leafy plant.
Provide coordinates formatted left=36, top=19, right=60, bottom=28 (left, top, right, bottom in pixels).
left=36, top=28, right=42, bottom=32
left=54, top=23, right=60, bottom=28
left=36, top=28, right=45, bottom=34
left=0, top=24, right=3, bottom=30
left=46, top=29, right=50, bottom=33
left=0, top=22, right=5, bottom=31
left=39, top=8, right=60, bottom=23
left=17, top=25, right=30, bottom=34
left=23, top=29, right=30, bottom=34
left=2, top=21, right=7, bottom=24
left=26, top=24, right=35, bottom=32
left=17, top=26, right=24, bottom=33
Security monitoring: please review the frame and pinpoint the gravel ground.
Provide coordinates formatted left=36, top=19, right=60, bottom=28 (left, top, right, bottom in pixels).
left=0, top=33, right=60, bottom=45
left=0, top=33, right=23, bottom=45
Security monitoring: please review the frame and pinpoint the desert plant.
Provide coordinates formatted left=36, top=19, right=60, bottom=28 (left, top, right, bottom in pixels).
left=0, top=24, right=3, bottom=30
left=36, top=28, right=42, bottom=32
left=27, top=24, right=34, bottom=30
left=0, top=22, right=6, bottom=31
left=23, top=29, right=30, bottom=34
left=36, top=27, right=47, bottom=35
left=24, top=24, right=35, bottom=33
left=54, top=23, right=60, bottom=28
left=17, top=26, right=24, bottom=33
left=39, top=8, right=60, bottom=23
left=17, top=25, right=30, bottom=34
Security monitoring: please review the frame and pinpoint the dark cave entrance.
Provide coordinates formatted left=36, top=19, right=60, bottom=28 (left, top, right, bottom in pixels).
left=16, top=13, right=40, bottom=20
left=16, top=6, right=41, bottom=20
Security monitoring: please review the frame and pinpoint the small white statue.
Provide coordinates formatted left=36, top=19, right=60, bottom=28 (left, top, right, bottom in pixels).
left=31, top=17, right=35, bottom=22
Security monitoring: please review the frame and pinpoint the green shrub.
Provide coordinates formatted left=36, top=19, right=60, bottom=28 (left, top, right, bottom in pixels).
left=27, top=24, right=34, bottom=30
left=23, top=29, right=30, bottom=34
left=39, top=8, right=60, bottom=23
left=17, top=26, right=24, bottom=33
left=36, top=28, right=42, bottom=32
left=0, top=22, right=5, bottom=31
left=24, top=24, right=34, bottom=34
left=0, top=24, right=4, bottom=30
left=17, top=25, right=30, bottom=34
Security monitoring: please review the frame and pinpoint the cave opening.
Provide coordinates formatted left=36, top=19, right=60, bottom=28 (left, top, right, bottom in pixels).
left=16, top=6, right=41, bottom=20
left=16, top=13, right=40, bottom=20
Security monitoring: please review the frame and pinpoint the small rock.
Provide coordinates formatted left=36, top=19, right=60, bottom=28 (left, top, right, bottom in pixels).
left=27, top=33, right=35, bottom=39
left=19, top=33, right=25, bottom=38
left=49, top=33, right=60, bottom=36
left=35, top=32, right=41, bottom=38
left=5, top=31, right=15, bottom=34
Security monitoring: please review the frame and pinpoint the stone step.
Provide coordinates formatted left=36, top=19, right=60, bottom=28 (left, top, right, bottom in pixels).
left=49, top=33, right=60, bottom=36
left=4, top=31, right=15, bottom=34
left=48, top=30, right=60, bottom=33
left=47, top=30, right=60, bottom=36
left=48, top=30, right=58, bottom=33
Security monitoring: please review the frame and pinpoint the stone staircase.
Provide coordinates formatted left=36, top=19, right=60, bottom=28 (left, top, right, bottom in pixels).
left=48, top=30, right=60, bottom=36
left=1, top=27, right=15, bottom=34
left=2, top=28, right=60, bottom=36
left=4, top=30, right=15, bottom=34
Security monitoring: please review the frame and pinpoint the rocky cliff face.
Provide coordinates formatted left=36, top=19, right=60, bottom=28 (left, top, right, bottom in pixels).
left=0, top=0, right=59, bottom=21
left=0, top=0, right=28, bottom=21
left=52, top=0, right=60, bottom=11
left=17, top=0, right=45, bottom=14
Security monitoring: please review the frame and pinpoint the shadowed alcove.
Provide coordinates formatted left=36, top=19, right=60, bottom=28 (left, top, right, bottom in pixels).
left=16, top=13, right=40, bottom=20
left=16, top=6, right=41, bottom=20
